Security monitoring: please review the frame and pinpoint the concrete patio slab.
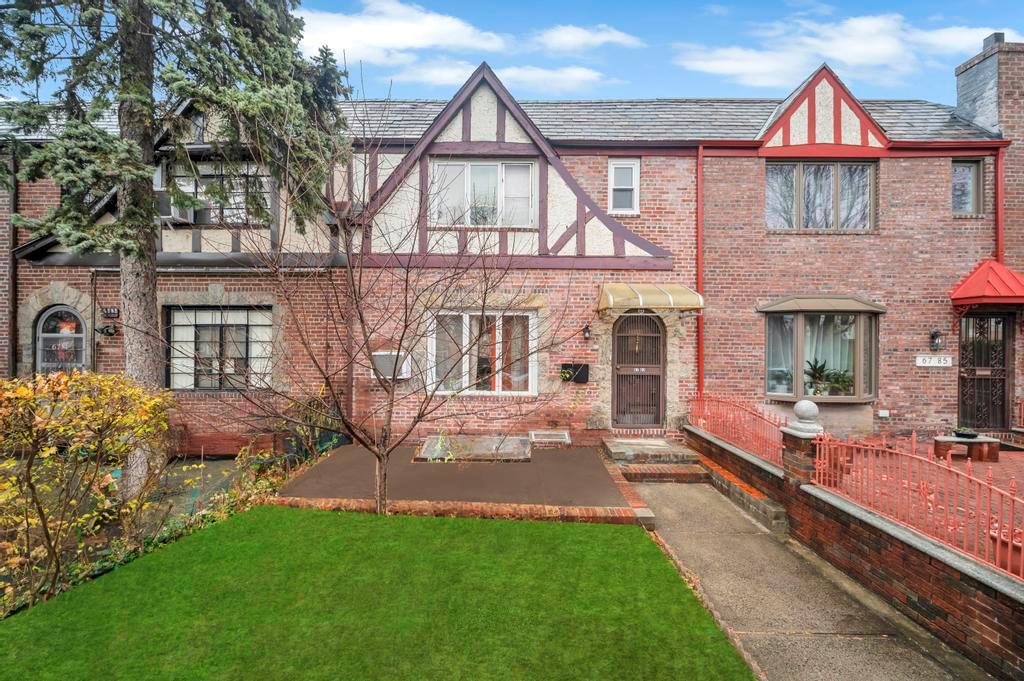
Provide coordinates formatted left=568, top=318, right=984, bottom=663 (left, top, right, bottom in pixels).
left=637, top=483, right=991, bottom=681
left=414, top=434, right=531, bottom=462
left=602, top=437, right=698, bottom=463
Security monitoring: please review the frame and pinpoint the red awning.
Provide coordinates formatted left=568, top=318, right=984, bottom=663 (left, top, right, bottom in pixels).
left=950, top=259, right=1024, bottom=306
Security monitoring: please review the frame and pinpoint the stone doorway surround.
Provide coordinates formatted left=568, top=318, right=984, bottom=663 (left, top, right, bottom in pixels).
left=17, top=282, right=95, bottom=376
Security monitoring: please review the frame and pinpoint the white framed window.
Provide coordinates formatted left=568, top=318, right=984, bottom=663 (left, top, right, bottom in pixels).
left=167, top=307, right=273, bottom=391
left=36, top=306, right=87, bottom=373
left=952, top=160, right=982, bottom=215
left=428, top=311, right=538, bottom=395
left=608, top=159, right=640, bottom=214
left=431, top=161, right=536, bottom=228
left=371, top=352, right=411, bottom=381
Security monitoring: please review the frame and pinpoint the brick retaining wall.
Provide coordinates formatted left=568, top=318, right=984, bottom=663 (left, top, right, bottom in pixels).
left=684, top=424, right=1024, bottom=680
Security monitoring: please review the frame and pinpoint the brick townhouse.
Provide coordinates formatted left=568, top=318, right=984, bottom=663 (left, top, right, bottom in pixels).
left=2, top=33, right=1024, bottom=453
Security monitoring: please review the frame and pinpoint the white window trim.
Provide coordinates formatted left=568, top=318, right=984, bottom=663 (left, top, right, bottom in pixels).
left=608, top=158, right=640, bottom=215
left=427, top=310, right=539, bottom=397
left=431, top=160, right=537, bottom=228
left=371, top=351, right=412, bottom=381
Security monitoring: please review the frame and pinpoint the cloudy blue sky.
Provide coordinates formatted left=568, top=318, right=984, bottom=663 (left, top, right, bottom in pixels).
left=298, top=0, right=1023, bottom=103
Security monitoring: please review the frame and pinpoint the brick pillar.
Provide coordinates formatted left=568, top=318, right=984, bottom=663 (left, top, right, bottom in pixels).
left=780, top=399, right=823, bottom=487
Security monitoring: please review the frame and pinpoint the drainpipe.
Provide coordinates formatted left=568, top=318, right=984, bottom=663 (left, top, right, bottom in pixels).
left=7, top=150, right=17, bottom=377
left=995, top=147, right=1005, bottom=263
left=90, top=268, right=98, bottom=371
left=695, top=144, right=705, bottom=395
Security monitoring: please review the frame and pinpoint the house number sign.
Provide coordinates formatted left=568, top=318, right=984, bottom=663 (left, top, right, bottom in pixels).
left=916, top=355, right=953, bottom=368
left=101, top=307, right=120, bottom=319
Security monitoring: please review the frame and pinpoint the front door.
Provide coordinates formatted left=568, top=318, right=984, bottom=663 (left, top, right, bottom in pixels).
left=612, top=310, right=665, bottom=427
left=959, top=314, right=1013, bottom=429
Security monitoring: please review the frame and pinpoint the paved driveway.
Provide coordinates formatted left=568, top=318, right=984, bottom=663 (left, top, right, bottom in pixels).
left=637, top=483, right=992, bottom=681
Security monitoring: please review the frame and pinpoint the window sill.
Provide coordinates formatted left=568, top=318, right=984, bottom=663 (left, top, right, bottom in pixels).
left=428, top=225, right=539, bottom=232
left=767, top=394, right=877, bottom=405
left=952, top=213, right=986, bottom=220
left=436, top=390, right=538, bottom=399
left=765, top=228, right=876, bottom=236
left=609, top=211, right=640, bottom=217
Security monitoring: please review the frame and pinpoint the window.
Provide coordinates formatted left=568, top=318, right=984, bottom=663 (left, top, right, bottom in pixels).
left=430, top=311, right=536, bottom=394
left=764, top=309, right=879, bottom=401
left=172, top=163, right=271, bottom=225
left=371, top=352, right=411, bottom=381
left=608, top=159, right=640, bottom=214
left=952, top=160, right=982, bottom=215
left=167, top=308, right=272, bottom=390
left=431, top=161, right=535, bottom=227
left=765, top=162, right=874, bottom=231
left=36, top=306, right=86, bottom=373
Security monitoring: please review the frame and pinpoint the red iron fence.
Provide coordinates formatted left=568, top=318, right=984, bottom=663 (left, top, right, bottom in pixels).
left=687, top=395, right=786, bottom=467
left=814, top=433, right=1023, bottom=581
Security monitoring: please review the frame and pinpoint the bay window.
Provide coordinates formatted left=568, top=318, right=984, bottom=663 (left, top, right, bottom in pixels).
left=761, top=299, right=882, bottom=401
left=167, top=307, right=273, bottom=390
left=430, top=311, right=536, bottom=394
left=432, top=161, right=535, bottom=228
left=766, top=161, right=874, bottom=231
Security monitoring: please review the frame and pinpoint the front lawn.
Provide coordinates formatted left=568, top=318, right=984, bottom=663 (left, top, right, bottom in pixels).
left=1, top=507, right=752, bottom=680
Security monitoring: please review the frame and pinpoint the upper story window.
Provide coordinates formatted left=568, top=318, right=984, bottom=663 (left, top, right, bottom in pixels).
left=766, top=161, right=875, bottom=232
left=760, top=297, right=883, bottom=402
left=432, top=161, right=535, bottom=228
left=608, top=159, right=640, bottom=214
left=952, top=160, right=982, bottom=215
left=170, top=163, right=271, bottom=226
left=36, top=306, right=86, bottom=374
left=429, top=311, right=536, bottom=395
left=167, top=307, right=272, bottom=391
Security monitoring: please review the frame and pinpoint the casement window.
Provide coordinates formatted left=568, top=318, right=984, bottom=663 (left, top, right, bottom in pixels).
left=608, top=159, right=640, bottom=214
left=765, top=161, right=875, bottom=231
left=172, top=163, right=271, bottom=225
left=764, top=307, right=879, bottom=401
left=952, top=160, right=982, bottom=215
left=167, top=307, right=273, bottom=390
left=429, top=311, right=537, bottom=395
left=36, top=306, right=87, bottom=373
left=432, top=161, right=534, bottom=227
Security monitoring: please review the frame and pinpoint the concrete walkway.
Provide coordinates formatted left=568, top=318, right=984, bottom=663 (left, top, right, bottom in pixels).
left=637, top=483, right=993, bottom=681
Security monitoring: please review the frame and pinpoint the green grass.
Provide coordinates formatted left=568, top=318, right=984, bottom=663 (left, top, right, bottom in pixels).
left=1, top=507, right=753, bottom=681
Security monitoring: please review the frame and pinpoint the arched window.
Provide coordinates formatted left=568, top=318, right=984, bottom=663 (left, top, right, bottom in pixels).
left=36, top=306, right=87, bottom=374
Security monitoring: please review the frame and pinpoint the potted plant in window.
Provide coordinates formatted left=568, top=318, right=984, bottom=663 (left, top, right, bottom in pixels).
left=804, top=359, right=829, bottom=396
left=824, top=368, right=853, bottom=396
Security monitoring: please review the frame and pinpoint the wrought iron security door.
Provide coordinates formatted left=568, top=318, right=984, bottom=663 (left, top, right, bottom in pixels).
left=958, top=314, right=1012, bottom=430
left=613, top=310, right=665, bottom=427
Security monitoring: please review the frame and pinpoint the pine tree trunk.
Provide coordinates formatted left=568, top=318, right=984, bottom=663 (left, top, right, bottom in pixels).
left=375, top=456, right=389, bottom=515
left=117, top=0, right=161, bottom=499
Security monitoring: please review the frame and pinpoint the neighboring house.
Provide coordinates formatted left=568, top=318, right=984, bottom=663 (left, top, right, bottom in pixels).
left=1, top=33, right=1023, bottom=452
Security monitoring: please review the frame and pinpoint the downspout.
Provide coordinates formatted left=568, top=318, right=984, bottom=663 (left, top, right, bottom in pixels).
left=7, top=150, right=17, bottom=378
left=995, top=147, right=1005, bottom=263
left=695, top=144, right=705, bottom=395
left=90, top=269, right=98, bottom=371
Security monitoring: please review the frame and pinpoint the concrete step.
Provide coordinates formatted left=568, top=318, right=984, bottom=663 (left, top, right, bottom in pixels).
left=602, top=437, right=700, bottom=464
left=699, top=455, right=789, bottom=536
left=619, top=463, right=709, bottom=483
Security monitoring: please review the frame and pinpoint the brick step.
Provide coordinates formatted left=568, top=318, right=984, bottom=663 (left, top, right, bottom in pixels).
left=602, top=437, right=699, bottom=464
left=619, top=463, right=709, bottom=483
left=698, top=456, right=789, bottom=535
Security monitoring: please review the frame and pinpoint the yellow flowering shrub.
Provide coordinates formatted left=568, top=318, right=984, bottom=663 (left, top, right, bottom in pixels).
left=0, top=372, right=173, bottom=614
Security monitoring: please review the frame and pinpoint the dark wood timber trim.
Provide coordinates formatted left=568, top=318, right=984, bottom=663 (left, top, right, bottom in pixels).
left=357, top=253, right=672, bottom=270
left=461, top=103, right=472, bottom=142
left=24, top=252, right=348, bottom=268
left=368, top=151, right=379, bottom=195
left=549, top=210, right=593, bottom=256
left=418, top=156, right=429, bottom=253
left=496, top=100, right=506, bottom=142
left=427, top=142, right=538, bottom=157
left=576, top=198, right=587, bottom=256
left=538, top=161, right=549, bottom=255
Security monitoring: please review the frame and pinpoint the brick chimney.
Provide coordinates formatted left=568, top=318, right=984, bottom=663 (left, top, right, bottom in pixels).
left=957, top=33, right=1024, bottom=268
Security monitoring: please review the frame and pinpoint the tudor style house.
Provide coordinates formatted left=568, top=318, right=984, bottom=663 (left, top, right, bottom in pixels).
left=2, top=34, right=1024, bottom=452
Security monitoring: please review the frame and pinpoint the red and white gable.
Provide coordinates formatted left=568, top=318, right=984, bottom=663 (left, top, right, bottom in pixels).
left=759, top=66, right=888, bottom=152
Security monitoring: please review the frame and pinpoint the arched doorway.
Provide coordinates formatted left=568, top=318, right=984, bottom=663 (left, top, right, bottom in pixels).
left=35, top=305, right=87, bottom=374
left=612, top=309, right=665, bottom=427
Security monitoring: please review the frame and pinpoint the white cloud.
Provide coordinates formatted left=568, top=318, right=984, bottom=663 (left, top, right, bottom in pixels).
left=531, top=24, right=645, bottom=53
left=296, top=0, right=506, bottom=66
left=704, top=4, right=731, bottom=17
left=674, top=13, right=1023, bottom=89
left=391, top=60, right=606, bottom=94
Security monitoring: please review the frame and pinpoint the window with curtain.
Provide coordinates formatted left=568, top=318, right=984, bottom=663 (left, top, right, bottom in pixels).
left=36, top=306, right=87, bottom=373
left=430, top=161, right=535, bottom=228
left=167, top=307, right=273, bottom=390
left=765, top=161, right=875, bottom=231
left=765, top=310, right=878, bottom=400
left=430, top=311, right=535, bottom=394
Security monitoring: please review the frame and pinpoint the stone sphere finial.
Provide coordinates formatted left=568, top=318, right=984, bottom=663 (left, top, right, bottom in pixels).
left=789, top=399, right=823, bottom=434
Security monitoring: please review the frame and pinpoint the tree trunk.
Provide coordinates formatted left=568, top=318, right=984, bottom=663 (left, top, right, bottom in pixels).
left=117, top=0, right=161, bottom=499
left=374, top=455, right=389, bottom=515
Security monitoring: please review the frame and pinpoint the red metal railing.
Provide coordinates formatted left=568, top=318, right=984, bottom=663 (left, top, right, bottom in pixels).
left=687, top=395, right=786, bottom=466
left=814, top=433, right=1023, bottom=581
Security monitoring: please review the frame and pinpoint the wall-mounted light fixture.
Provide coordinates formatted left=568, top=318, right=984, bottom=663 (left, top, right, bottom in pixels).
left=582, top=324, right=592, bottom=340
left=96, top=324, right=118, bottom=337
left=929, top=329, right=944, bottom=352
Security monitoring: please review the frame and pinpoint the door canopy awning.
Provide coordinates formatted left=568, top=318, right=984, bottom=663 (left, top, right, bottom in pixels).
left=598, top=283, right=704, bottom=312
left=950, top=259, right=1024, bottom=306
